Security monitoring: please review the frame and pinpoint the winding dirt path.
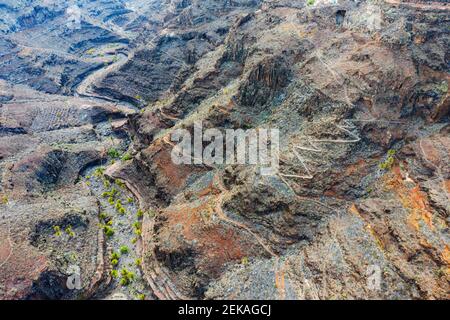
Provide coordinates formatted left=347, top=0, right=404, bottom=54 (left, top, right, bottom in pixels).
left=74, top=50, right=137, bottom=113
left=213, top=174, right=278, bottom=258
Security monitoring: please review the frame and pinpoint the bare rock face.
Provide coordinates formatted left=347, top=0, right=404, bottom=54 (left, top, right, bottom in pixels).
left=94, top=0, right=264, bottom=106
left=117, top=0, right=449, bottom=299
left=1, top=0, right=449, bottom=300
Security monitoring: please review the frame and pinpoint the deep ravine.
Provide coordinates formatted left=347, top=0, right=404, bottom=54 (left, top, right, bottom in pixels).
left=75, top=43, right=150, bottom=300
left=82, top=160, right=152, bottom=300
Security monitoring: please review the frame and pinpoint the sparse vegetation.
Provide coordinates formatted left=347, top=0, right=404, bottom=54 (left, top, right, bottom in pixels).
left=53, top=226, right=62, bottom=237
left=379, top=149, right=396, bottom=170
left=99, top=212, right=109, bottom=221
left=133, top=221, right=141, bottom=230
left=111, top=270, right=119, bottom=278
left=103, top=179, right=111, bottom=188
left=121, top=153, right=132, bottom=161
left=111, top=252, right=121, bottom=261
left=136, top=294, right=145, bottom=300
left=115, top=199, right=127, bottom=215
left=107, top=148, right=121, bottom=159
left=120, top=246, right=129, bottom=254
left=65, top=225, right=75, bottom=237
left=115, top=179, right=126, bottom=189
left=119, top=268, right=135, bottom=286
left=103, top=225, right=115, bottom=237
left=94, top=167, right=105, bottom=178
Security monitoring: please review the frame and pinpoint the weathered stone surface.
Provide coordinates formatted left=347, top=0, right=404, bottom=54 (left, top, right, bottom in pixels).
left=0, top=0, right=449, bottom=300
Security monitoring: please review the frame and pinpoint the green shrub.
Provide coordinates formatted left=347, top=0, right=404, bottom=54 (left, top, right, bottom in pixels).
left=53, top=226, right=62, bottom=237
left=379, top=149, right=397, bottom=170
left=115, top=179, right=126, bottom=188
left=136, top=294, right=145, bottom=300
left=94, top=167, right=105, bottom=178
left=133, top=222, right=142, bottom=235
left=119, top=268, right=135, bottom=286
left=65, top=226, right=75, bottom=237
left=127, top=197, right=134, bottom=204
left=135, top=258, right=142, bottom=266
left=306, top=0, right=315, bottom=5
left=103, top=226, right=115, bottom=237
left=133, top=221, right=141, bottom=229
left=111, top=270, right=119, bottom=278
left=120, top=246, right=129, bottom=254
left=241, top=257, right=249, bottom=265
left=121, top=153, right=132, bottom=161
left=111, top=259, right=119, bottom=266
left=136, top=209, right=144, bottom=218
left=387, top=149, right=396, bottom=156
left=111, top=252, right=121, bottom=260
left=99, top=212, right=108, bottom=221
left=107, top=148, right=120, bottom=159
left=103, top=179, right=111, bottom=188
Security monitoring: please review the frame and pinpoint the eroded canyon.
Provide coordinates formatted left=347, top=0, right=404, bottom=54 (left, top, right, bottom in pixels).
left=0, top=0, right=449, bottom=300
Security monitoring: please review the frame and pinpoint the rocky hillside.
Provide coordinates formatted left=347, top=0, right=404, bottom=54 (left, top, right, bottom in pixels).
left=0, top=0, right=449, bottom=300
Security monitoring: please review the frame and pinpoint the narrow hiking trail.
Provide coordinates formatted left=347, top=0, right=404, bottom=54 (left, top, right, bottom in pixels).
left=74, top=45, right=137, bottom=112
